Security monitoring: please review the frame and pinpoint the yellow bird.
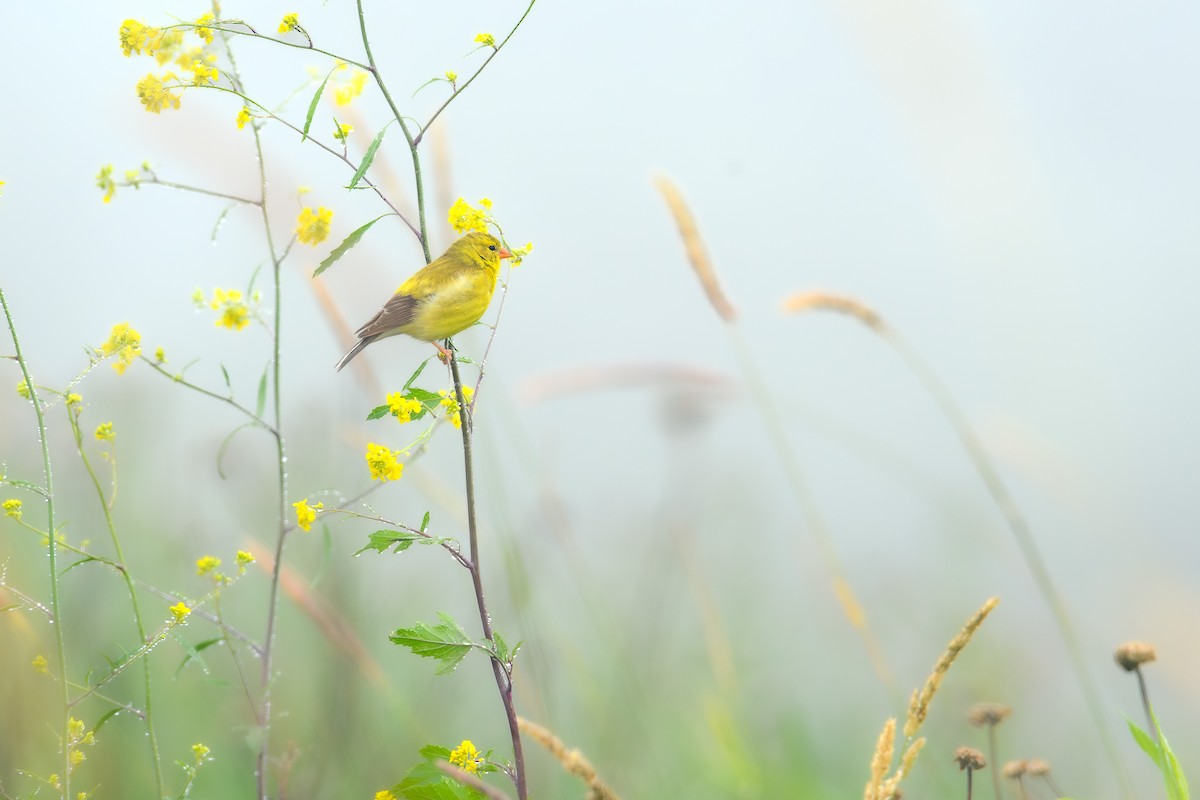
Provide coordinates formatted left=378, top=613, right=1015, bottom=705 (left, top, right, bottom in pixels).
left=336, top=231, right=512, bottom=371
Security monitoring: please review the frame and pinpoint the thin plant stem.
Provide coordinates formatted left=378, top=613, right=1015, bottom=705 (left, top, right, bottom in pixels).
left=450, top=351, right=527, bottom=800
left=727, top=326, right=901, bottom=707
left=143, top=359, right=275, bottom=433
left=416, top=1, right=538, bottom=145
left=354, top=0, right=430, bottom=260
left=213, top=19, right=289, bottom=799
left=67, top=411, right=163, bottom=798
left=967, top=768, right=975, bottom=800
left=1135, top=666, right=1160, bottom=749
left=986, top=725, right=999, bottom=800
left=164, top=21, right=371, bottom=70
left=0, top=289, right=71, bottom=795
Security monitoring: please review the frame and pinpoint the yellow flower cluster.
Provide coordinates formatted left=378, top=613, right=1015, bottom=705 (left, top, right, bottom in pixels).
left=448, top=739, right=483, bottom=773
left=208, top=288, right=253, bottom=330
left=438, top=386, right=474, bottom=429
left=169, top=601, right=191, bottom=623
left=31, top=654, right=48, bottom=674
left=296, top=206, right=333, bottom=246
left=236, top=106, right=253, bottom=129
left=196, top=555, right=221, bottom=576
left=120, top=17, right=221, bottom=113
left=94, top=422, right=115, bottom=442
left=386, top=392, right=423, bottom=423
left=509, top=241, right=534, bottom=266
left=190, top=59, right=219, bottom=86
left=332, top=64, right=369, bottom=106
left=374, top=792, right=397, bottom=800
left=136, top=72, right=182, bottom=113
left=278, top=13, right=300, bottom=34
left=194, top=13, right=216, bottom=45
left=474, top=33, right=496, bottom=48
left=445, top=70, right=458, bottom=83
left=100, top=322, right=142, bottom=374
left=16, top=380, right=30, bottom=399
left=66, top=717, right=95, bottom=772
left=448, top=197, right=492, bottom=234
left=292, top=498, right=324, bottom=531
left=192, top=743, right=211, bottom=764
left=2, top=499, right=22, bottom=520
left=333, top=122, right=353, bottom=142
left=365, top=443, right=403, bottom=482
left=66, top=393, right=83, bottom=415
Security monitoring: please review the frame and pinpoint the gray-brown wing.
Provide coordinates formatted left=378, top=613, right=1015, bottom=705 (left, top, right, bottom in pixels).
left=355, top=292, right=420, bottom=339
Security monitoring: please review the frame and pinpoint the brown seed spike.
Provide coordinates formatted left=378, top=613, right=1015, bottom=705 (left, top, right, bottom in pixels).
left=1114, top=641, right=1157, bottom=671
left=780, top=291, right=885, bottom=330
left=1002, top=760, right=1028, bottom=779
left=653, top=175, right=738, bottom=323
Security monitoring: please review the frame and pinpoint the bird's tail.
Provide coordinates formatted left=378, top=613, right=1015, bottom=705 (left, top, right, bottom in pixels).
left=335, top=337, right=374, bottom=372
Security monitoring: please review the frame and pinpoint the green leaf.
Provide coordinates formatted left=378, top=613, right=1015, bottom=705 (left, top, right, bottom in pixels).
left=210, top=203, right=235, bottom=243
left=419, top=511, right=430, bottom=533
left=389, top=612, right=473, bottom=675
left=92, top=706, right=125, bottom=734
left=5, top=479, right=47, bottom=497
left=397, top=761, right=483, bottom=800
left=407, top=387, right=442, bottom=412
left=403, top=358, right=432, bottom=391
left=62, top=556, right=101, bottom=575
left=418, top=745, right=452, bottom=761
left=1155, top=718, right=1190, bottom=800
left=367, top=404, right=391, bottom=421
left=220, top=364, right=233, bottom=395
left=492, top=631, right=509, bottom=663
left=1128, top=718, right=1162, bottom=767
left=354, top=529, right=449, bottom=556
left=217, top=422, right=258, bottom=480
left=348, top=122, right=392, bottom=190
left=255, top=367, right=268, bottom=419
left=312, top=214, right=389, bottom=278
left=302, top=69, right=334, bottom=142
left=174, top=636, right=224, bottom=677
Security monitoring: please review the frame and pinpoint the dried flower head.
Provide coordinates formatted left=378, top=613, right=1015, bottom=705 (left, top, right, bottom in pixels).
left=1025, top=758, right=1051, bottom=776
left=967, top=702, right=1012, bottom=727
left=1114, top=641, right=1157, bottom=671
left=1002, top=760, right=1028, bottom=779
left=953, top=747, right=987, bottom=771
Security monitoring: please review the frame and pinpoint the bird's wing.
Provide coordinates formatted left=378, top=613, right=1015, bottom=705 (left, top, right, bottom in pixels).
left=354, top=292, right=419, bottom=339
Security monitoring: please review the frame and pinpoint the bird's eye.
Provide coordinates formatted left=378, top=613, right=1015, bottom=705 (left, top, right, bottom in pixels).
left=488, top=245, right=497, bottom=251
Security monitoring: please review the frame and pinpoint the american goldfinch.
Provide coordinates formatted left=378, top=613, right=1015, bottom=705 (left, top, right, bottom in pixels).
left=336, top=231, right=511, bottom=370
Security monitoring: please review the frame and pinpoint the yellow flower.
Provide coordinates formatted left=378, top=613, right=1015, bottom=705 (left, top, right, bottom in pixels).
left=169, top=601, right=191, bottom=623
left=101, top=322, right=142, bottom=373
left=386, top=393, right=424, bottom=423
left=190, top=60, right=219, bottom=86
left=439, top=387, right=474, bottom=429
left=210, top=288, right=252, bottom=330
left=474, top=33, right=496, bottom=48
left=154, top=346, right=166, bottom=363
left=236, top=106, right=252, bottom=129
left=67, top=717, right=86, bottom=742
left=136, top=72, right=182, bottom=113
left=96, top=164, right=116, bottom=203
left=297, top=185, right=311, bottom=196
left=365, top=443, right=403, bottom=482
left=292, top=498, right=323, bottom=532
left=94, top=422, right=115, bottom=442
left=69, top=749, right=85, bottom=767
left=448, top=739, right=482, bottom=774
left=509, top=241, right=533, bottom=266
left=152, top=30, right=185, bottom=65
left=16, top=380, right=29, bottom=399
left=66, top=393, right=83, bottom=415
left=0, top=180, right=5, bottom=196
left=235, top=550, right=255, bottom=573
left=32, top=654, right=48, bottom=674
left=296, top=206, right=333, bottom=246
left=195, top=13, right=216, bottom=44
left=196, top=555, right=221, bottom=576
left=278, top=13, right=300, bottom=34
left=445, top=70, right=457, bottom=82
left=192, top=743, right=210, bottom=763
left=374, top=792, right=397, bottom=800
left=334, top=70, right=369, bottom=105
left=119, top=20, right=159, bottom=57
left=2, top=499, right=21, bottom=519
left=447, top=197, right=491, bottom=234
left=333, top=122, right=353, bottom=142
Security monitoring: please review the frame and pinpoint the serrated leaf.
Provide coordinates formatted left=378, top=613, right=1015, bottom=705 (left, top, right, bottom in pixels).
left=354, top=529, right=448, bottom=556
left=302, top=69, right=334, bottom=142
left=407, top=388, right=442, bottom=410
left=348, top=122, right=392, bottom=190
left=256, top=368, right=268, bottom=418
left=389, top=612, right=473, bottom=675
left=367, top=404, right=391, bottom=421
left=397, top=761, right=483, bottom=800
left=313, top=214, right=389, bottom=278
left=403, top=358, right=432, bottom=391
left=210, top=203, right=235, bottom=243
left=92, top=706, right=125, bottom=733
left=217, top=422, right=258, bottom=480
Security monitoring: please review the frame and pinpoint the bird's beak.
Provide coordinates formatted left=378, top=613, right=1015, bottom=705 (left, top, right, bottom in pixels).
left=498, top=248, right=513, bottom=259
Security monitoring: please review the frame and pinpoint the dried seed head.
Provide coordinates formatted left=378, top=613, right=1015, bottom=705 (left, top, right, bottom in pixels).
left=967, top=702, right=1012, bottom=727
left=1114, top=641, right=1157, bottom=671
left=954, top=747, right=987, bottom=771
left=1025, top=758, right=1051, bottom=776
left=1002, top=760, right=1028, bottom=779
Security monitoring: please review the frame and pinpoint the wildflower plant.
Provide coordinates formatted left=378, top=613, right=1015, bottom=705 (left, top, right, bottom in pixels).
left=3, top=1, right=541, bottom=799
